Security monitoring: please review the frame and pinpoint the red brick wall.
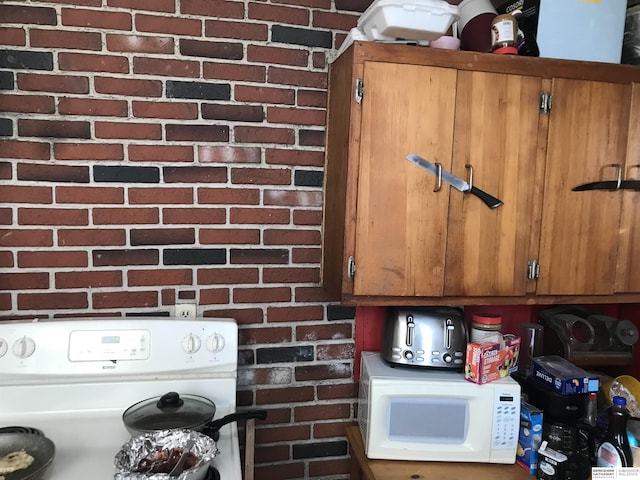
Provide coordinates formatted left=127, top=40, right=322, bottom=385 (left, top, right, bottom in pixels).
left=0, top=1, right=363, bottom=478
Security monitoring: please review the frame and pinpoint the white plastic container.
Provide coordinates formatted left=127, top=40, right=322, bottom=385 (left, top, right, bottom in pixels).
left=357, top=0, right=460, bottom=42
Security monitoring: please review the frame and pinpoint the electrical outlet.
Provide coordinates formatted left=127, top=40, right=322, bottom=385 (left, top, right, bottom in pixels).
left=175, top=303, right=197, bottom=318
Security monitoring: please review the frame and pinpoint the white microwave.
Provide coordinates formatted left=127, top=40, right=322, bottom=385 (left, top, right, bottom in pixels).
left=358, top=351, right=521, bottom=463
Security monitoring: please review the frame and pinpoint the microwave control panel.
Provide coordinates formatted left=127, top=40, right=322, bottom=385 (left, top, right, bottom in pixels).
left=491, top=391, right=519, bottom=450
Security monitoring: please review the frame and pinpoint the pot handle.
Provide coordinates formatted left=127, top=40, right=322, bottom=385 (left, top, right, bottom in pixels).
left=204, top=409, right=268, bottom=433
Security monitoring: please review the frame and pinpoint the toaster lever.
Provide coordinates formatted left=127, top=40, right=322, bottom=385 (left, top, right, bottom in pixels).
left=406, top=315, right=414, bottom=346
left=445, top=318, right=455, bottom=349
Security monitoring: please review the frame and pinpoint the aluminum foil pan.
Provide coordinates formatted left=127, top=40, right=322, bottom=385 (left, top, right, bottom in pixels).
left=114, top=429, right=218, bottom=480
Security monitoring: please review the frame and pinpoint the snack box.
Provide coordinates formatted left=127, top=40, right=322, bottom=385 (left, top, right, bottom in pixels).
left=516, top=400, right=543, bottom=475
left=464, top=334, right=521, bottom=385
left=531, top=355, right=599, bottom=395
left=357, top=0, right=459, bottom=42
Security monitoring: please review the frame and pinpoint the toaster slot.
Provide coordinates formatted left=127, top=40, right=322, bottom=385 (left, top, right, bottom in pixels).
left=406, top=315, right=414, bottom=346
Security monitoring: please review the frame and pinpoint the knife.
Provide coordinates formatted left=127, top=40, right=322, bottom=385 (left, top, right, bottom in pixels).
left=406, top=154, right=503, bottom=209
left=573, top=180, right=640, bottom=192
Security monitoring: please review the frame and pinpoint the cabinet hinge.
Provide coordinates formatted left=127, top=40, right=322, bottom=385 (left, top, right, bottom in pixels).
left=527, top=260, right=540, bottom=280
left=539, top=92, right=552, bottom=114
left=355, top=77, right=364, bottom=104
left=347, top=256, right=356, bottom=279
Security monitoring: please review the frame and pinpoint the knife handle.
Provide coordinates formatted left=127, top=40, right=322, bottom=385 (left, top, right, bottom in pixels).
left=469, top=186, right=503, bottom=209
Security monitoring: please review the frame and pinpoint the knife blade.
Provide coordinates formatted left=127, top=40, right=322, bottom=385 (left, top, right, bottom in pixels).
left=573, top=180, right=640, bottom=192
left=406, top=154, right=503, bottom=209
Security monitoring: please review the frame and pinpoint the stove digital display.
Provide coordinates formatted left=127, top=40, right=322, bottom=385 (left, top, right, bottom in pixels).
left=102, top=336, right=120, bottom=344
left=69, top=330, right=150, bottom=362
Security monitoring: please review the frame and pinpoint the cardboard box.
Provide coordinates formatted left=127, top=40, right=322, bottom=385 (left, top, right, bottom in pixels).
left=516, top=400, right=543, bottom=475
left=531, top=355, right=599, bottom=395
left=464, top=334, right=520, bottom=385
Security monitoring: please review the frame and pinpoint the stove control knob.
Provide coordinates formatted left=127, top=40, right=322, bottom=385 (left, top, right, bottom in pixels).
left=206, top=333, right=225, bottom=353
left=12, top=336, right=36, bottom=359
left=0, top=339, right=7, bottom=358
left=181, top=333, right=201, bottom=354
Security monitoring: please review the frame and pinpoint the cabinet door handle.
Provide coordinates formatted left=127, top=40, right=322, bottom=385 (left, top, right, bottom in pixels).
left=433, top=162, right=442, bottom=192
left=613, top=163, right=623, bottom=190
left=465, top=164, right=474, bottom=190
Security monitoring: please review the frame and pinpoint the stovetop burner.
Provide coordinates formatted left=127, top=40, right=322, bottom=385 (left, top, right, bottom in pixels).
left=0, top=426, right=45, bottom=436
left=203, top=466, right=221, bottom=480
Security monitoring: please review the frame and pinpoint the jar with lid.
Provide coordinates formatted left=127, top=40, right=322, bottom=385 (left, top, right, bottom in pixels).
left=490, top=13, right=518, bottom=55
left=470, top=313, right=502, bottom=343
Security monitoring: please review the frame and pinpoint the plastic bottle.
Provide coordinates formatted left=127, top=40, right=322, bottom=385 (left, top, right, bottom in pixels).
left=584, top=392, right=598, bottom=427
left=470, top=314, right=502, bottom=343
left=596, top=396, right=633, bottom=467
left=490, top=13, right=518, bottom=55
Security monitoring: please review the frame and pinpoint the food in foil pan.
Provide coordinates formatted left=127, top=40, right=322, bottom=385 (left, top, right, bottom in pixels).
left=114, top=429, right=218, bottom=480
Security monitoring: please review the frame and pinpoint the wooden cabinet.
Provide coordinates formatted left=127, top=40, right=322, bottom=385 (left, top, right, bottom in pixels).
left=322, top=42, right=640, bottom=305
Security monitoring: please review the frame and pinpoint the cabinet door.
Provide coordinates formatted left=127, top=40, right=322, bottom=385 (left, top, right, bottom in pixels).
left=352, top=62, right=457, bottom=296
left=444, top=71, right=543, bottom=296
left=537, top=79, right=631, bottom=295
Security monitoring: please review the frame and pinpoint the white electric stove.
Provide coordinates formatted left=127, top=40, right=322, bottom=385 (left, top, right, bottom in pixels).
left=0, top=317, right=242, bottom=480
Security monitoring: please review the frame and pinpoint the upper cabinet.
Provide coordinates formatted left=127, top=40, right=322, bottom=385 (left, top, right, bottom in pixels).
left=321, top=42, right=640, bottom=306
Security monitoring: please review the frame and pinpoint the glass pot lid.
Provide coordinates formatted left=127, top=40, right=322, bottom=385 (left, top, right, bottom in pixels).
left=122, top=391, right=216, bottom=431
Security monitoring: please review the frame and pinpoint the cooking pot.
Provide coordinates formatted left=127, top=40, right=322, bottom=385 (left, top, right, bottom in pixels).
left=122, top=392, right=267, bottom=438
left=0, top=432, right=55, bottom=480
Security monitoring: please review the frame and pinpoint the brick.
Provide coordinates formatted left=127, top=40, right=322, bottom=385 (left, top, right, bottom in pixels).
left=1, top=272, right=50, bottom=290
left=312, top=51, right=326, bottom=69
left=204, top=19, right=268, bottom=41
left=94, top=165, right=160, bottom=183
left=107, top=0, right=175, bottom=12
left=327, top=305, right=355, bottom=320
left=203, top=62, right=265, bottom=82
left=198, top=146, right=261, bottom=164
left=334, top=0, right=370, bottom=12
left=247, top=45, right=308, bottom=66
left=19, top=208, right=88, bottom=226
left=201, top=104, right=263, bottom=122
left=0, top=229, right=52, bottom=247
left=239, top=326, right=292, bottom=345
left=0, top=163, right=11, bottom=180
left=92, top=249, right=159, bottom=266
left=129, top=145, right=193, bottom=162
left=181, top=0, right=244, bottom=18
left=230, top=248, right=288, bottom=265
left=163, top=208, right=226, bottom=225
left=106, top=34, right=174, bottom=54
left=254, top=424, right=309, bottom=443
left=133, top=57, right=199, bottom=78
left=3, top=184, right=51, bottom=205
left=163, top=248, right=226, bottom=265
left=293, top=210, right=322, bottom=225
left=30, top=29, right=102, bottom=50
left=264, top=190, right=322, bottom=207
left=0, top=94, right=54, bottom=113
left=0, top=141, right=49, bottom=160
left=0, top=252, right=13, bottom=268
left=0, top=50, right=53, bottom=71
left=234, top=85, right=295, bottom=105
left=269, top=66, right=326, bottom=89
left=254, top=462, right=305, bottom=480
left=132, top=101, right=199, bottom=119
left=299, top=129, right=325, bottom=146
left=317, top=343, right=355, bottom=361
left=55, top=270, right=122, bottom=289
left=128, top=269, right=193, bottom=286
left=179, top=39, right=243, bottom=60
left=292, top=440, right=348, bottom=458
left=56, top=186, right=123, bottom=204
left=59, top=98, right=128, bottom=117
left=295, top=362, right=352, bottom=381
left=92, top=290, right=158, bottom=309
left=94, top=76, right=163, bottom=97
left=18, top=292, right=88, bottom=310
left=17, top=250, right=88, bottom=268
left=165, top=124, right=229, bottom=142
left=199, top=228, right=259, bottom=244
left=280, top=0, right=331, bottom=7
left=130, top=228, right=195, bottom=245
left=198, top=187, right=260, bottom=205
left=256, top=386, right=314, bottom=404
left=202, top=307, right=264, bottom=324
left=297, top=323, right=352, bottom=342
left=292, top=247, right=321, bottom=263
left=167, top=80, right=231, bottom=100
left=95, top=122, right=162, bottom=140
left=0, top=119, right=13, bottom=137
left=272, top=25, right=332, bottom=48
left=56, top=0, right=102, bottom=5
left=267, top=106, right=326, bottom=126
left=229, top=208, right=289, bottom=225
left=230, top=167, right=290, bottom=185
left=197, top=267, right=259, bottom=285
left=93, top=207, right=159, bottom=225
left=0, top=5, right=57, bottom=25
left=61, top=8, right=132, bottom=30
left=249, top=3, right=309, bottom=25
left=0, top=27, right=27, bottom=46
left=0, top=71, right=15, bottom=89
left=17, top=73, right=89, bottom=94
left=263, top=267, right=319, bottom=283
left=235, top=126, right=295, bottom=145
left=257, top=345, right=313, bottom=364
left=254, top=445, right=290, bottom=464
left=233, top=287, right=291, bottom=303
left=297, top=89, right=327, bottom=108
left=163, top=167, right=227, bottom=184
left=59, top=53, right=129, bottom=74
left=267, top=305, right=324, bottom=323
left=55, top=143, right=124, bottom=161
left=309, top=457, right=350, bottom=477
left=18, top=119, right=91, bottom=139
left=136, top=14, right=201, bottom=36
left=294, top=170, right=323, bottom=187
left=198, top=288, right=230, bottom=305
left=129, top=187, right=193, bottom=204
left=317, top=383, right=358, bottom=401
left=263, top=229, right=320, bottom=246
left=58, top=228, right=126, bottom=246
left=266, top=148, right=324, bottom=167
left=313, top=10, right=359, bottom=30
